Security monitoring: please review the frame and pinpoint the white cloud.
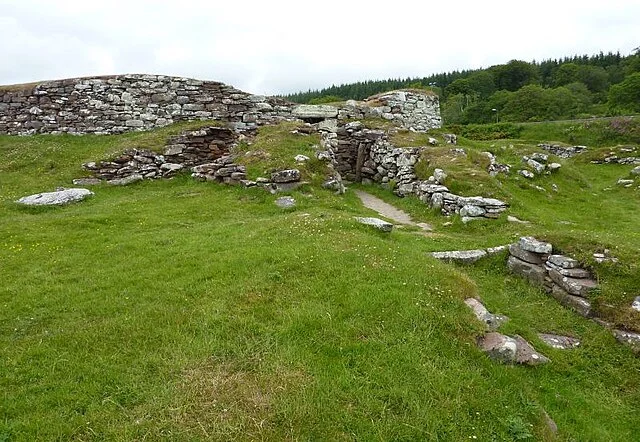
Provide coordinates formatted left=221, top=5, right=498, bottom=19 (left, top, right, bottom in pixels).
left=0, top=0, right=638, bottom=94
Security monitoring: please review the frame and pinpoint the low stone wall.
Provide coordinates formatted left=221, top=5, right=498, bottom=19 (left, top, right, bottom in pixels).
left=0, top=74, right=294, bottom=135
left=321, top=121, right=508, bottom=220
left=82, top=126, right=241, bottom=182
left=507, top=237, right=597, bottom=317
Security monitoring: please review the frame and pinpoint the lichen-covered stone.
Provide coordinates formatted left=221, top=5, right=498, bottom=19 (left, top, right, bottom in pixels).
left=507, top=256, right=547, bottom=286
left=464, top=298, right=508, bottom=330
left=431, top=250, right=487, bottom=264
left=519, top=236, right=552, bottom=254
left=16, top=188, right=93, bottom=206
left=354, top=217, right=393, bottom=232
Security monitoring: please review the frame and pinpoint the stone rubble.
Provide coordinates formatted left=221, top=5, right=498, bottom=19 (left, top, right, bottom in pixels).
left=82, top=126, right=241, bottom=182
left=191, top=156, right=247, bottom=184
left=538, top=143, right=587, bottom=158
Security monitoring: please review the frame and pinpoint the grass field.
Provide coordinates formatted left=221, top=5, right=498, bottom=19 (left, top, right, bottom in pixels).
left=1, top=121, right=639, bottom=441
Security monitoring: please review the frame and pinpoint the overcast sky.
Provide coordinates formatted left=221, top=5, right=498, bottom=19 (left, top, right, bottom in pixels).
left=1, top=1, right=638, bottom=95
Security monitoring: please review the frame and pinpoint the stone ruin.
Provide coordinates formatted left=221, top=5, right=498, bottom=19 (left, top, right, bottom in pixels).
left=82, top=126, right=243, bottom=183
left=4, top=73, right=511, bottom=222
left=320, top=121, right=508, bottom=221
left=0, top=75, right=441, bottom=136
left=507, top=237, right=597, bottom=318
left=0, top=74, right=294, bottom=135
left=291, top=90, right=441, bottom=132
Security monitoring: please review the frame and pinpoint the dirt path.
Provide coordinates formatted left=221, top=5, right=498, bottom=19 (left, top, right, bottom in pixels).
left=354, top=190, right=432, bottom=231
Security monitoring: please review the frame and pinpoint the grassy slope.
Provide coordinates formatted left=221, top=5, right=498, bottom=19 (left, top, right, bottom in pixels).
left=1, top=123, right=639, bottom=441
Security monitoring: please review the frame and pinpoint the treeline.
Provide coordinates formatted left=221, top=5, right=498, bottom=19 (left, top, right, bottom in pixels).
left=285, top=50, right=640, bottom=123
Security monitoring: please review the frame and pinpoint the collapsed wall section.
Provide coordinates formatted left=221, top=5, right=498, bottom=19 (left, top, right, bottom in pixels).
left=0, top=74, right=294, bottom=135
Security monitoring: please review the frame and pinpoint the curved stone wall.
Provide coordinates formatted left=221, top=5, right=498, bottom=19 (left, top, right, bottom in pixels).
left=0, top=74, right=294, bottom=135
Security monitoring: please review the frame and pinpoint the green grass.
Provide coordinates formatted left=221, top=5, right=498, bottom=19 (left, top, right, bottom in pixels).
left=233, top=121, right=327, bottom=184
left=1, top=121, right=640, bottom=441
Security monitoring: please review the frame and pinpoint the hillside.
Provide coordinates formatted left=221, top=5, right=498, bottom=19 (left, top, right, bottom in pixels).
left=1, top=111, right=640, bottom=440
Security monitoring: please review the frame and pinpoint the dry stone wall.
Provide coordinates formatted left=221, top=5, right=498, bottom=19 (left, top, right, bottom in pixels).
left=321, top=121, right=508, bottom=220
left=82, top=126, right=243, bottom=182
left=0, top=76, right=442, bottom=136
left=339, top=90, right=441, bottom=131
left=0, top=74, right=294, bottom=135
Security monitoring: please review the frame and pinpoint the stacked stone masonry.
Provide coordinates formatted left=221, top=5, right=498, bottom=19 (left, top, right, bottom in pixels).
left=0, top=76, right=441, bottom=136
left=82, top=126, right=242, bottom=182
left=0, top=74, right=294, bottom=135
left=321, top=122, right=508, bottom=220
left=507, top=237, right=597, bottom=318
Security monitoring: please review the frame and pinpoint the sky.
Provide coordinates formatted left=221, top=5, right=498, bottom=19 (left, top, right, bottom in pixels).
left=1, top=0, right=638, bottom=95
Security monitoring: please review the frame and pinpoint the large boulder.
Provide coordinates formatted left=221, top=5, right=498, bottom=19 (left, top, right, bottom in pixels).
left=16, top=188, right=93, bottom=206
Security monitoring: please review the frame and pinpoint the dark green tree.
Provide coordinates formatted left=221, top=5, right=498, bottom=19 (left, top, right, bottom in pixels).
left=608, top=72, right=640, bottom=113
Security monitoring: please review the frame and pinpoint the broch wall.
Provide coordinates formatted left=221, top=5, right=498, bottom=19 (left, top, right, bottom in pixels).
left=0, top=74, right=294, bottom=135
left=0, top=75, right=441, bottom=136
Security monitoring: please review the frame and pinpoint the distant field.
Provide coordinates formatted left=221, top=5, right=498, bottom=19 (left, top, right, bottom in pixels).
left=1, top=121, right=639, bottom=441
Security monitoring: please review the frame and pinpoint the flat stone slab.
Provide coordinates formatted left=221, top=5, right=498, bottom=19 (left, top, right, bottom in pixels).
left=519, top=236, right=552, bottom=254
left=509, top=243, right=545, bottom=264
left=549, top=284, right=592, bottom=317
left=548, top=269, right=598, bottom=297
left=464, top=298, right=508, bottom=330
left=354, top=217, right=393, bottom=232
left=431, top=249, right=487, bottom=264
left=545, top=262, right=591, bottom=279
left=538, top=333, right=581, bottom=349
left=292, top=104, right=338, bottom=119
left=107, top=174, right=143, bottom=186
left=16, top=188, right=93, bottom=206
left=547, top=254, right=579, bottom=269
left=275, top=196, right=296, bottom=208
left=478, top=332, right=549, bottom=365
left=613, top=329, right=640, bottom=352
left=72, top=178, right=102, bottom=186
